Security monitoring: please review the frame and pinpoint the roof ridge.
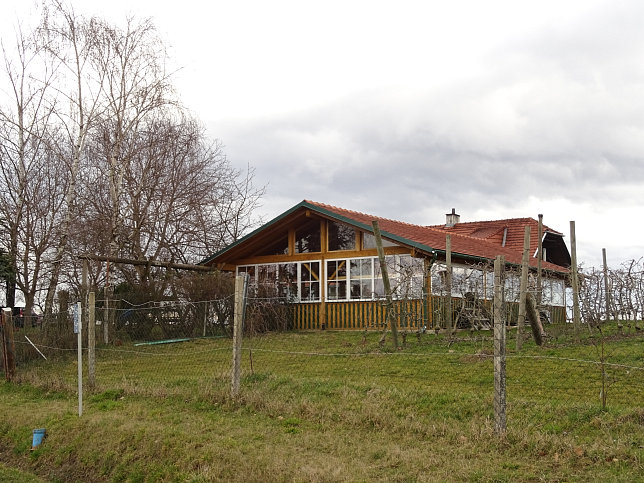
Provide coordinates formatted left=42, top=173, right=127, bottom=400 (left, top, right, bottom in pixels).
left=308, top=200, right=547, bottom=246
left=427, top=216, right=535, bottom=227
left=306, top=200, right=428, bottom=229
left=428, top=216, right=562, bottom=235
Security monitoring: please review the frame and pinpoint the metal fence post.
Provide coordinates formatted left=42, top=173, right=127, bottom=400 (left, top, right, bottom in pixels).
left=493, top=255, right=507, bottom=435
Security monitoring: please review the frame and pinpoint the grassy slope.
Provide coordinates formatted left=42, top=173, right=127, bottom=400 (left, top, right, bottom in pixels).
left=0, top=462, right=47, bottom=482
left=0, top=328, right=642, bottom=482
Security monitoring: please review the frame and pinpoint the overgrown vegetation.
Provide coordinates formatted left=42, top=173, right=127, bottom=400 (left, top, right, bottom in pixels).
left=1, top=327, right=642, bottom=482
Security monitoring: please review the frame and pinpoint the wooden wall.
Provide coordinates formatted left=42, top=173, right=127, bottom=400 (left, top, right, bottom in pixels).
left=292, top=297, right=566, bottom=330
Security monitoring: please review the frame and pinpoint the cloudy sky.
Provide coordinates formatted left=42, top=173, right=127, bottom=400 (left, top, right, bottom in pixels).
left=3, top=0, right=644, bottom=267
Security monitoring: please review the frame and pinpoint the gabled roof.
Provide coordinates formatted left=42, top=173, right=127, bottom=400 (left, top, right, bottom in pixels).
left=430, top=217, right=563, bottom=257
left=202, top=200, right=569, bottom=274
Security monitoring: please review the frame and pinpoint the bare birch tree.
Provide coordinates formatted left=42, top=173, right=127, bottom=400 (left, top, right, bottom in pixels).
left=39, top=1, right=106, bottom=315
left=0, top=16, right=59, bottom=315
left=1, top=2, right=264, bottom=312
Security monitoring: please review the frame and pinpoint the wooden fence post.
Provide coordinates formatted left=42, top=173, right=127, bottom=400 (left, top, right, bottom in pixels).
left=602, top=248, right=613, bottom=322
left=516, top=226, right=531, bottom=351
left=88, top=291, right=96, bottom=390
left=493, top=255, right=506, bottom=435
left=75, top=301, right=83, bottom=417
left=536, top=214, right=543, bottom=305
left=445, top=235, right=453, bottom=333
left=103, top=286, right=110, bottom=345
left=372, top=220, right=399, bottom=349
left=570, top=221, right=581, bottom=338
left=231, top=274, right=245, bottom=397
left=1, top=308, right=16, bottom=381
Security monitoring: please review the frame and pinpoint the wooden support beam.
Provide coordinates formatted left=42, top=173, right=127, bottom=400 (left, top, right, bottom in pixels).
left=78, top=254, right=217, bottom=272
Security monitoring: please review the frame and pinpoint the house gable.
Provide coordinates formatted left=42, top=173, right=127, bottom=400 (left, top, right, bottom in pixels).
left=429, top=216, right=571, bottom=269
left=200, top=200, right=410, bottom=269
left=202, top=200, right=570, bottom=275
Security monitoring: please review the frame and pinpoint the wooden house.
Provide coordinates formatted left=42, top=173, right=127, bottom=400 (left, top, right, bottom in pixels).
left=201, top=200, right=571, bottom=330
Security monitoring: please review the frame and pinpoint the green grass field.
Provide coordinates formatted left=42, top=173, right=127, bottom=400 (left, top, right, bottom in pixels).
left=1, top=326, right=642, bottom=482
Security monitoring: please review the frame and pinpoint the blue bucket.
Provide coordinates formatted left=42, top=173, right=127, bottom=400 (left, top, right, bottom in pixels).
left=31, top=428, right=46, bottom=450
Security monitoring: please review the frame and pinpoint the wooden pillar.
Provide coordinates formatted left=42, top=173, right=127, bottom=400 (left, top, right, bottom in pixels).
left=516, top=225, right=531, bottom=351
left=320, top=219, right=327, bottom=330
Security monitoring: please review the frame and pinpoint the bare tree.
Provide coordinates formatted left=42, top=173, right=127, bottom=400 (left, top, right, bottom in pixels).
left=0, top=16, right=59, bottom=316
left=86, top=16, right=175, bottom=266
left=1, top=2, right=264, bottom=315
left=39, top=1, right=107, bottom=316
left=77, top=115, right=263, bottom=293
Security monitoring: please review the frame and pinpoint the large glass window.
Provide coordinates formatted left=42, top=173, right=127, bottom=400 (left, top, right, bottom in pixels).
left=504, top=272, right=520, bottom=302
left=237, top=261, right=318, bottom=302
left=396, top=256, right=424, bottom=298
left=328, top=254, right=424, bottom=301
left=295, top=219, right=321, bottom=253
left=350, top=258, right=372, bottom=299
left=278, top=263, right=298, bottom=299
left=258, top=235, right=289, bottom=256
left=362, top=232, right=398, bottom=250
left=300, top=262, right=320, bottom=301
left=326, top=260, right=347, bottom=301
left=328, top=221, right=356, bottom=251
left=257, top=264, right=278, bottom=295
left=431, top=263, right=493, bottom=299
left=551, top=279, right=565, bottom=306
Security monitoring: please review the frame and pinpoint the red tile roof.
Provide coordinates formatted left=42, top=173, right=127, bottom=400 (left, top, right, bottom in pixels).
left=307, top=200, right=567, bottom=274
left=430, top=217, right=562, bottom=258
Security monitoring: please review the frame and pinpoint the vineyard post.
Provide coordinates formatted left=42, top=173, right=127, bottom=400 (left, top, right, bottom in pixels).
left=493, top=255, right=506, bottom=435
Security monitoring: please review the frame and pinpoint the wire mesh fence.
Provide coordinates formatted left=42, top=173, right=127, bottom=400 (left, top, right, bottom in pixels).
left=238, top=307, right=643, bottom=434
left=1, top=279, right=643, bottom=437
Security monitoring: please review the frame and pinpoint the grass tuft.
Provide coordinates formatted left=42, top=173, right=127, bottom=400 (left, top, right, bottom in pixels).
left=0, top=327, right=641, bottom=481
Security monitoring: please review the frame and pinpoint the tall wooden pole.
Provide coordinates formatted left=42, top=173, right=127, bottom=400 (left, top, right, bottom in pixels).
left=231, top=275, right=245, bottom=397
left=1, top=308, right=15, bottom=381
left=372, top=220, right=399, bottom=349
left=76, top=301, right=83, bottom=416
left=602, top=248, right=612, bottom=323
left=82, top=260, right=94, bottom=391
left=103, top=286, right=110, bottom=345
left=445, top=235, right=453, bottom=333
left=536, top=214, right=543, bottom=306
left=88, top=291, right=96, bottom=390
left=82, top=259, right=88, bottom=325
left=516, top=225, right=531, bottom=351
left=570, top=221, right=581, bottom=338
left=493, top=256, right=506, bottom=435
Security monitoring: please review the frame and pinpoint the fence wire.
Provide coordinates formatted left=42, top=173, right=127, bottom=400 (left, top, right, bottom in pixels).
left=1, top=291, right=643, bottom=436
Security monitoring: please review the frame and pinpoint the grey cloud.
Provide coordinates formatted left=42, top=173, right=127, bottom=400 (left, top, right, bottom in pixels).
left=208, top=1, right=644, bottom=265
